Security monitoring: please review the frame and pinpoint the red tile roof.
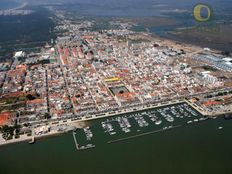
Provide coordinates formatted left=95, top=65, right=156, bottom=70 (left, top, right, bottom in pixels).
left=0, top=112, right=11, bottom=125
left=27, top=99, right=45, bottom=105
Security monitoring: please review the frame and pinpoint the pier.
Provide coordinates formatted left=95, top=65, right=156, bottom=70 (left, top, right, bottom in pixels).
left=72, top=131, right=79, bottom=150
left=107, top=116, right=209, bottom=144
left=108, top=125, right=182, bottom=144
left=29, top=129, right=35, bottom=144
left=72, top=131, right=95, bottom=151
left=185, top=99, right=208, bottom=116
left=29, top=136, right=35, bottom=144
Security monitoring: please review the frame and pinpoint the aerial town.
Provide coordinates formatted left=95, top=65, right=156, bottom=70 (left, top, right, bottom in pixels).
left=0, top=9, right=232, bottom=145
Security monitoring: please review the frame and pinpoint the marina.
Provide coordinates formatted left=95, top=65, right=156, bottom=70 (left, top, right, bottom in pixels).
left=107, top=125, right=182, bottom=144
left=73, top=127, right=95, bottom=151
left=0, top=111, right=231, bottom=174
left=73, top=103, right=209, bottom=148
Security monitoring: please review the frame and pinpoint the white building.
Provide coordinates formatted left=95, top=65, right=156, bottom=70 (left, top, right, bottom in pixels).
left=14, top=51, right=25, bottom=58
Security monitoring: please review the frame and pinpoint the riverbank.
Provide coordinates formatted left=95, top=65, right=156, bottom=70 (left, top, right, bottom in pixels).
left=0, top=99, right=184, bottom=147
left=0, top=5, right=55, bottom=56
left=0, top=130, right=63, bottom=147
left=154, top=24, right=232, bottom=52
left=1, top=90, right=231, bottom=147
left=0, top=115, right=231, bottom=174
left=0, top=95, right=219, bottom=147
left=1, top=2, right=27, bottom=11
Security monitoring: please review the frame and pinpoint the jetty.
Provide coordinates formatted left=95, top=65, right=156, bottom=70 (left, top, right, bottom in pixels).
left=108, top=125, right=182, bottom=144
left=29, top=129, right=35, bottom=144
left=72, top=131, right=95, bottom=151
left=29, top=136, right=35, bottom=144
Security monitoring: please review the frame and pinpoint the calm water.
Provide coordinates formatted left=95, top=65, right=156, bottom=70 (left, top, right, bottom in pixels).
left=0, top=105, right=232, bottom=174
left=0, top=1, right=20, bottom=10
left=0, top=6, right=55, bottom=57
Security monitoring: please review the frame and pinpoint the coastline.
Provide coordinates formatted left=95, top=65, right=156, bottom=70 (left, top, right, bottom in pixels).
left=0, top=99, right=196, bottom=147
left=0, top=2, right=27, bottom=12
left=1, top=92, right=231, bottom=147
left=156, top=29, right=232, bottom=52
left=0, top=114, right=231, bottom=174
left=0, top=130, right=66, bottom=147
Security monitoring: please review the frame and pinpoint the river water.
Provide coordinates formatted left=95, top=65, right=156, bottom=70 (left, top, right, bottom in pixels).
left=0, top=2, right=20, bottom=10
left=0, top=103, right=231, bottom=174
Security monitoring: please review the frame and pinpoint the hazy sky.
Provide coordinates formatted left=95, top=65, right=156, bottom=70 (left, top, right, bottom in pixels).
left=2, top=0, right=229, bottom=6
left=14, top=0, right=231, bottom=5
left=2, top=0, right=231, bottom=13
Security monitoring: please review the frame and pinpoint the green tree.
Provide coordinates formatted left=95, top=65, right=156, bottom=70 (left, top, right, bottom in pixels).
left=44, top=113, right=51, bottom=119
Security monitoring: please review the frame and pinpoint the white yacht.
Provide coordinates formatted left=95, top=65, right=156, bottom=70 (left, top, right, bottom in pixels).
left=166, top=116, right=174, bottom=122
left=155, top=119, right=162, bottom=125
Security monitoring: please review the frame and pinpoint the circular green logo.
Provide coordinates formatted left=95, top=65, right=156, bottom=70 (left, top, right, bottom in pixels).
left=193, top=4, right=212, bottom=22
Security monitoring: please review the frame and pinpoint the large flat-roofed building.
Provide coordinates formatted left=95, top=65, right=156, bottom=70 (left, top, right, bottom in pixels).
left=14, top=51, right=25, bottom=58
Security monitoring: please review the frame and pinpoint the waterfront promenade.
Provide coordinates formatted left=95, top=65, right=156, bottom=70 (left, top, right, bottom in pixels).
left=0, top=129, right=62, bottom=146
left=0, top=99, right=185, bottom=146
left=0, top=95, right=229, bottom=147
